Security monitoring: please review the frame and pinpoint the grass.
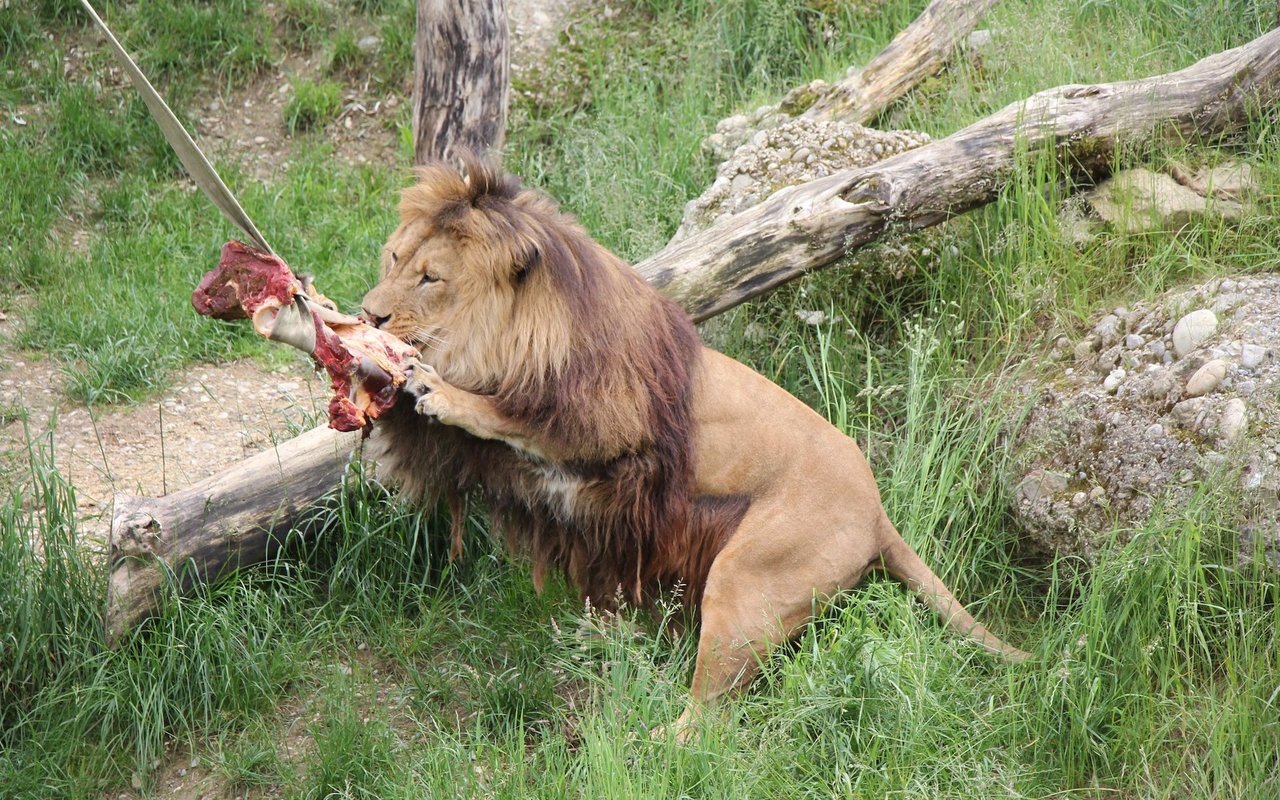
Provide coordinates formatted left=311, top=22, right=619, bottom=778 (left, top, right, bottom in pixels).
left=2, top=0, right=1279, bottom=797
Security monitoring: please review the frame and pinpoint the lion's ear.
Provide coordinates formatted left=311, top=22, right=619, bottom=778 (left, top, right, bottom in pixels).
left=513, top=240, right=540, bottom=282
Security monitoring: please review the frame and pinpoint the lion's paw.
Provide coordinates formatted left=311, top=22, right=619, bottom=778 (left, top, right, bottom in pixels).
left=403, top=360, right=453, bottom=421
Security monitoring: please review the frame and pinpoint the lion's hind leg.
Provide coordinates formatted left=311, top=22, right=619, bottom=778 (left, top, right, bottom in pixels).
left=665, top=504, right=878, bottom=742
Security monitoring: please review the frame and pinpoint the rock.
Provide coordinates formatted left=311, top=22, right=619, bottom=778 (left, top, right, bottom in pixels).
left=1124, top=334, right=1145, bottom=349
left=1172, top=309, right=1218, bottom=357
left=967, top=29, right=994, bottom=49
left=1017, top=469, right=1069, bottom=504
left=1085, top=169, right=1232, bottom=234
left=1185, top=359, right=1227, bottom=397
left=1103, top=368, right=1126, bottom=393
left=1171, top=161, right=1257, bottom=201
left=1094, top=314, right=1122, bottom=343
left=1242, top=343, right=1266, bottom=369
left=357, top=35, right=381, bottom=53
left=1009, top=275, right=1280, bottom=572
left=1170, top=397, right=1206, bottom=428
left=1219, top=399, right=1247, bottom=444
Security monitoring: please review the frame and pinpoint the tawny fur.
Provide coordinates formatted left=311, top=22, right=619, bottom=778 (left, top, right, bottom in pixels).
left=363, top=156, right=1028, bottom=740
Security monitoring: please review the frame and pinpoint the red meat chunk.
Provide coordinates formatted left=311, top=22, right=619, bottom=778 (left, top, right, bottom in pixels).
left=192, top=241, right=418, bottom=432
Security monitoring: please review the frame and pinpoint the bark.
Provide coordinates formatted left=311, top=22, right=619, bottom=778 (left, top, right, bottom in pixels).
left=106, top=27, right=1280, bottom=639
left=106, top=426, right=361, bottom=643
left=804, top=0, right=999, bottom=124
left=642, top=27, right=1280, bottom=322
left=412, top=0, right=510, bottom=164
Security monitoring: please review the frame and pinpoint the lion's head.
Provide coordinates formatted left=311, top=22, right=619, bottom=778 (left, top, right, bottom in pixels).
left=362, top=156, right=587, bottom=401
left=365, top=157, right=718, bottom=604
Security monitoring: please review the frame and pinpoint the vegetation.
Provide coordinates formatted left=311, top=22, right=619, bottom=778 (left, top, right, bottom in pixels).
left=1, top=0, right=1277, bottom=797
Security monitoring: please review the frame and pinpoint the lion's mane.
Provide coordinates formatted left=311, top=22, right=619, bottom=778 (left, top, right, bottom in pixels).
left=371, top=158, right=746, bottom=606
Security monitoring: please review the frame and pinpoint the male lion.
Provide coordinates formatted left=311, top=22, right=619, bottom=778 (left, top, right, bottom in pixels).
left=362, top=157, right=1028, bottom=739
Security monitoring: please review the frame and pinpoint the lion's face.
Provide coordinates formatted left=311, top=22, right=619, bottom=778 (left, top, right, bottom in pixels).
left=360, top=163, right=548, bottom=391
left=361, top=218, right=471, bottom=350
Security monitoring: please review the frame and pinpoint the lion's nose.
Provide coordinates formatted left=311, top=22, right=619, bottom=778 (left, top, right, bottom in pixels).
left=361, top=308, right=391, bottom=329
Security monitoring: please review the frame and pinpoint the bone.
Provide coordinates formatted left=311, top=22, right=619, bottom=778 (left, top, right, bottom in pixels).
left=192, top=241, right=418, bottom=431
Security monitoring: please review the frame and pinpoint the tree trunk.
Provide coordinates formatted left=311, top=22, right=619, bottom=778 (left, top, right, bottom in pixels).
left=805, top=0, right=999, bottom=124
left=412, top=0, right=510, bottom=164
left=105, top=27, right=1280, bottom=640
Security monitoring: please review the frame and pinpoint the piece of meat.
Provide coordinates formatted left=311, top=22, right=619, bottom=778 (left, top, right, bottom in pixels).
left=192, top=241, right=418, bottom=432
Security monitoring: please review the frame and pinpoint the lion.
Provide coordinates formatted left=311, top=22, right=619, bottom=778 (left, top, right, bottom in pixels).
left=361, top=156, right=1029, bottom=740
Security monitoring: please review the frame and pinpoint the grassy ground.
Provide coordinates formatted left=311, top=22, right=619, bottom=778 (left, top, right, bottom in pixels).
left=2, top=0, right=1279, bottom=797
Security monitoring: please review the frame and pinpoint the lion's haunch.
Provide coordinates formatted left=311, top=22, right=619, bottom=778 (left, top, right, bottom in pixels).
left=192, top=241, right=418, bottom=432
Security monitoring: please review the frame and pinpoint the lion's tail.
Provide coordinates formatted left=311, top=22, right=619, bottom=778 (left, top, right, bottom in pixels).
left=880, top=535, right=1031, bottom=664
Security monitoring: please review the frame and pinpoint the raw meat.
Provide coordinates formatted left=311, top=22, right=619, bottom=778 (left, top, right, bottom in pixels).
left=192, top=241, right=418, bottom=432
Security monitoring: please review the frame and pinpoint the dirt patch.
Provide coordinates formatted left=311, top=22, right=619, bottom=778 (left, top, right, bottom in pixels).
left=0, top=348, right=329, bottom=546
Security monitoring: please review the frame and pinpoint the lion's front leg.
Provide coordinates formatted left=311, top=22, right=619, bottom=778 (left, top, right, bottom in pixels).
left=403, top=360, right=547, bottom=457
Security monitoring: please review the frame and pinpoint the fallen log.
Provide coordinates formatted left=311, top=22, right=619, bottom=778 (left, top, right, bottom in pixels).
left=641, top=26, right=1280, bottom=321
left=703, top=0, right=999, bottom=160
left=107, top=425, right=360, bottom=643
left=105, top=27, right=1280, bottom=640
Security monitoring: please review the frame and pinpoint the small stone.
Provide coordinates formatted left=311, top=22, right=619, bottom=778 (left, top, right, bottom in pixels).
left=1094, top=314, right=1122, bottom=343
left=967, top=29, right=994, bottom=49
left=1148, top=340, right=1167, bottom=359
left=1017, top=470, right=1070, bottom=504
left=254, top=135, right=266, bottom=145
left=1089, top=486, right=1106, bottom=501
left=1103, top=368, right=1126, bottom=393
left=795, top=309, right=827, bottom=326
left=1124, top=334, right=1145, bottom=349
left=1219, top=398, right=1247, bottom=444
left=357, top=35, right=381, bottom=53
left=1145, top=423, right=1165, bottom=438
left=1170, top=397, right=1206, bottom=427
left=1071, top=491, right=1088, bottom=508
left=1074, top=336, right=1100, bottom=362
left=1241, top=344, right=1266, bottom=369
left=1172, top=309, right=1218, bottom=357
left=1143, top=369, right=1175, bottom=401
left=1237, top=379, right=1256, bottom=395
left=1185, top=358, right=1227, bottom=397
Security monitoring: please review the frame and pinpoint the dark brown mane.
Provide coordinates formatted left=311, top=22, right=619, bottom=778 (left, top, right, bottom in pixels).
left=373, top=158, right=743, bottom=608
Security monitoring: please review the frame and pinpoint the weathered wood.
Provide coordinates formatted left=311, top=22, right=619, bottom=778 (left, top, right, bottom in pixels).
left=641, top=27, right=1280, bottom=322
left=106, top=28, right=1280, bottom=638
left=106, top=426, right=361, bottom=642
left=806, top=0, right=999, bottom=124
left=412, top=0, right=510, bottom=164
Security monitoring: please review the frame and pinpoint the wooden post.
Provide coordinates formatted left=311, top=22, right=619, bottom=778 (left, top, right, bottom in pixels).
left=411, top=0, right=510, bottom=164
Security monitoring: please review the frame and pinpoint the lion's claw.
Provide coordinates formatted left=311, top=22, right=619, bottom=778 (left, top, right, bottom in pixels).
left=403, top=359, right=451, bottom=421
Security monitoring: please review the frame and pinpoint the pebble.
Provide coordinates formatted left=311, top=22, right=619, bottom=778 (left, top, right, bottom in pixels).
left=1171, top=309, right=1218, bottom=357
left=1241, top=343, right=1266, bottom=369
left=1219, top=398, right=1248, bottom=444
left=1170, top=397, right=1205, bottom=427
left=1094, top=314, right=1122, bottom=342
left=1103, top=368, right=1126, bottom=393
left=1124, top=334, right=1144, bottom=349
left=1145, top=422, right=1165, bottom=438
left=254, top=136, right=266, bottom=145
left=357, top=35, right=381, bottom=53
left=1185, top=358, right=1227, bottom=397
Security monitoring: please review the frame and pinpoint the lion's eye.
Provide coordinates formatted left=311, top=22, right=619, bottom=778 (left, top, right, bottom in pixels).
left=419, top=273, right=439, bottom=286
